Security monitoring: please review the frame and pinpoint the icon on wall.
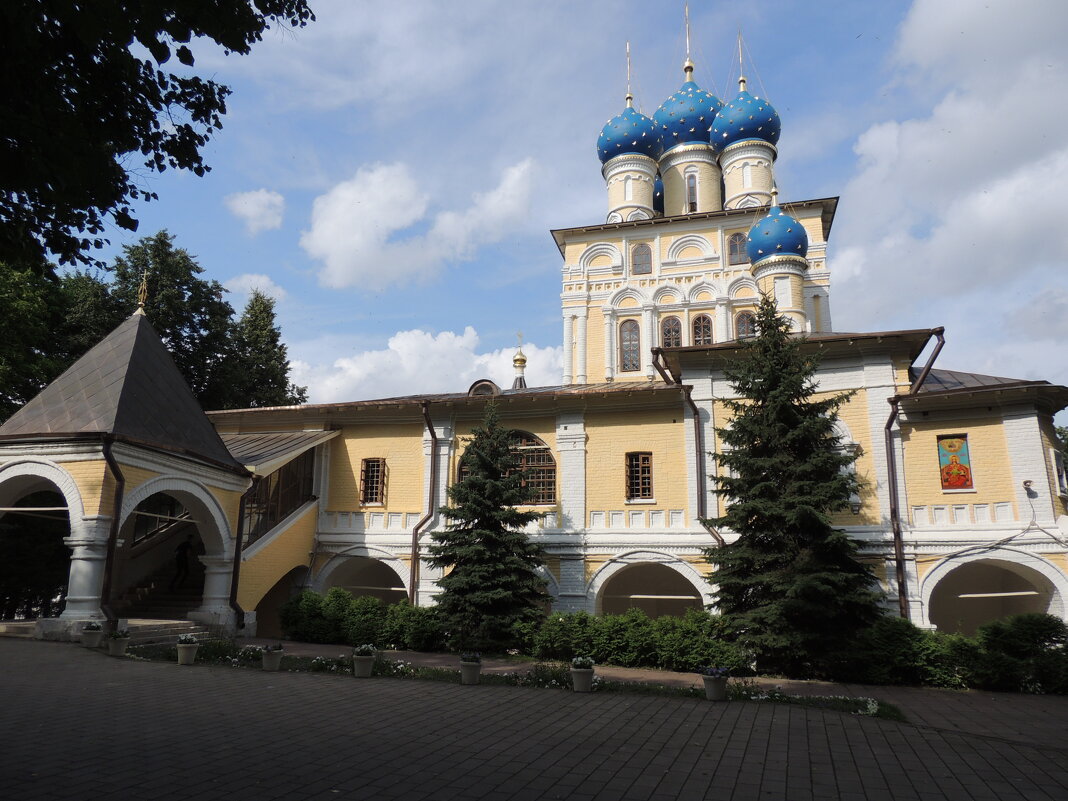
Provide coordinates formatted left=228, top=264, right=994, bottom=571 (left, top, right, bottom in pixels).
left=937, top=435, right=974, bottom=491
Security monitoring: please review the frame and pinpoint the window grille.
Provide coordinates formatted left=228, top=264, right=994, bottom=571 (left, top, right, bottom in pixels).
left=620, top=319, right=641, bottom=371
left=692, top=314, right=714, bottom=346
left=631, top=243, right=652, bottom=275
left=661, top=316, right=682, bottom=348
left=728, top=232, right=748, bottom=264
left=626, top=452, right=653, bottom=500
left=736, top=311, right=757, bottom=338
left=360, top=458, right=386, bottom=504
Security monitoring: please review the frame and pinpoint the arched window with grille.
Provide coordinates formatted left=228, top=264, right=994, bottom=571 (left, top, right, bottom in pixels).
left=736, top=311, right=757, bottom=338
left=619, top=319, right=641, bottom=371
left=692, top=314, right=714, bottom=346
left=686, top=173, right=698, bottom=213
left=631, top=243, right=652, bottom=275
left=660, top=316, right=682, bottom=348
left=457, top=432, right=557, bottom=505
left=728, top=232, right=748, bottom=264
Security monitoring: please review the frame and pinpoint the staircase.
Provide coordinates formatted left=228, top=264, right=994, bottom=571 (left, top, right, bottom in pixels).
left=111, top=562, right=206, bottom=629
left=122, top=619, right=212, bottom=646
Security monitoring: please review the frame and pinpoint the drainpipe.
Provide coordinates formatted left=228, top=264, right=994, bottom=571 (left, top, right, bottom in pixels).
left=100, top=437, right=125, bottom=628
left=651, top=348, right=724, bottom=546
left=885, top=328, right=945, bottom=619
left=409, top=401, right=439, bottom=605
left=227, top=478, right=258, bottom=630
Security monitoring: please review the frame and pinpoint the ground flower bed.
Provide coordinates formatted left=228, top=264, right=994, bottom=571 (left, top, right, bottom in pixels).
left=121, top=642, right=902, bottom=720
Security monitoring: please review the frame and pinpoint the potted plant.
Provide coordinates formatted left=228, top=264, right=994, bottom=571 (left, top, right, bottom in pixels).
left=701, top=666, right=730, bottom=701
left=353, top=644, right=375, bottom=678
left=80, top=621, right=104, bottom=649
left=107, top=629, right=131, bottom=657
left=261, top=643, right=284, bottom=672
left=459, top=652, right=481, bottom=685
left=570, top=655, right=595, bottom=693
left=176, top=633, right=199, bottom=665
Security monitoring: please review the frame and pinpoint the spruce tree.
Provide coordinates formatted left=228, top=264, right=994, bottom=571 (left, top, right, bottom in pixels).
left=230, top=290, right=308, bottom=408
left=428, top=403, right=547, bottom=652
left=704, top=294, right=882, bottom=676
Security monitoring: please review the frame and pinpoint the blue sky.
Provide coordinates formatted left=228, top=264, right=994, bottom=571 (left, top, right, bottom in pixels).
left=89, top=0, right=1068, bottom=405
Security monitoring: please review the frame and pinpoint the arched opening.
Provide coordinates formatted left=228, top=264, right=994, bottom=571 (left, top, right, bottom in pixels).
left=619, top=319, right=641, bottom=372
left=735, top=311, right=757, bottom=338
left=457, top=431, right=557, bottom=505
left=112, top=491, right=206, bottom=619
left=0, top=484, right=70, bottom=620
left=929, top=559, right=1059, bottom=635
left=255, top=566, right=309, bottom=639
left=322, top=556, right=407, bottom=605
left=728, top=233, right=748, bottom=265
left=692, top=314, right=714, bottom=346
left=660, top=316, right=682, bottom=348
left=598, top=563, right=702, bottom=618
left=631, top=243, right=652, bottom=275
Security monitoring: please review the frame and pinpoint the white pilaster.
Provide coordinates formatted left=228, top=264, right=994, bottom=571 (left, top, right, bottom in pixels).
left=575, top=308, right=588, bottom=385
left=1004, top=411, right=1057, bottom=524
left=562, top=313, right=574, bottom=385
left=642, top=304, right=655, bottom=379
left=556, top=412, right=586, bottom=532
left=603, top=308, right=615, bottom=382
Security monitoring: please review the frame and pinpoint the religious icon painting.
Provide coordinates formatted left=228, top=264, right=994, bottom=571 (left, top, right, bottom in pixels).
left=937, top=434, right=974, bottom=491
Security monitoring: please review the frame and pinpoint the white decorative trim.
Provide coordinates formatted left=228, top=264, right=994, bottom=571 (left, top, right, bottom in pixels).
left=726, top=276, right=760, bottom=299
left=585, top=549, right=714, bottom=613
left=0, top=457, right=88, bottom=523
left=665, top=234, right=715, bottom=262
left=313, top=545, right=410, bottom=596
left=579, top=243, right=623, bottom=273
left=119, top=475, right=234, bottom=559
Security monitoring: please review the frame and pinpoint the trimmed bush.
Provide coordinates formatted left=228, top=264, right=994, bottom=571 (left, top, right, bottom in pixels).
left=344, top=595, right=386, bottom=646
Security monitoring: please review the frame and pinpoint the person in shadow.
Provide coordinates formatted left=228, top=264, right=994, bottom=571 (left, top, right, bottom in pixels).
left=170, top=534, right=195, bottom=590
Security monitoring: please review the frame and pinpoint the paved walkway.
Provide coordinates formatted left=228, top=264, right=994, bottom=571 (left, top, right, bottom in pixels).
left=1, top=639, right=1067, bottom=800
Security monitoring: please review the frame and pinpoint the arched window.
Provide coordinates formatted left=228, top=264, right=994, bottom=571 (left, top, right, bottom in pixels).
left=692, top=314, right=714, bottom=346
left=736, top=311, right=757, bottom=338
left=619, top=319, right=641, bottom=371
left=686, top=173, right=698, bottom=213
left=660, top=316, right=682, bottom=348
left=457, top=432, right=557, bottom=505
left=631, top=243, right=652, bottom=275
left=728, top=232, right=748, bottom=264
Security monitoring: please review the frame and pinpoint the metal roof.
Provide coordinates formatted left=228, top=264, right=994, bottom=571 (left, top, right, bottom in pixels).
left=916, top=368, right=1033, bottom=393
left=220, top=430, right=339, bottom=475
left=0, top=313, right=243, bottom=470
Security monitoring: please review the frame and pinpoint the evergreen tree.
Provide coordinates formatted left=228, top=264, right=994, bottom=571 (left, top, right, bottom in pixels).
left=0, top=261, right=64, bottom=421
left=230, top=290, right=308, bottom=407
left=111, top=231, right=237, bottom=410
left=704, top=294, right=882, bottom=676
left=427, top=403, right=547, bottom=652
left=56, top=270, right=126, bottom=363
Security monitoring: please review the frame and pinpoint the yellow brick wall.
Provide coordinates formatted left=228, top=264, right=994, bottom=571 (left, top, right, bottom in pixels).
left=57, top=459, right=111, bottom=516
left=209, top=487, right=245, bottom=538
left=585, top=407, right=688, bottom=513
left=115, top=464, right=161, bottom=495
left=900, top=416, right=1015, bottom=515
left=237, top=503, right=317, bottom=610
left=328, top=424, right=425, bottom=513
left=586, top=306, right=606, bottom=382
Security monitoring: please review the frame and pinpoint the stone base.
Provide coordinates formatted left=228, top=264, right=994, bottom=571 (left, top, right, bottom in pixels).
left=35, top=618, right=89, bottom=642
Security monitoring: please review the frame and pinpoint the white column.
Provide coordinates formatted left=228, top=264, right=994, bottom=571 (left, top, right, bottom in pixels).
left=59, top=519, right=110, bottom=620
left=562, top=313, right=574, bottom=385
left=575, top=308, right=588, bottom=385
left=642, top=304, right=656, bottom=379
left=191, top=554, right=236, bottom=628
left=602, top=308, right=615, bottom=382
left=715, top=297, right=730, bottom=342
left=556, top=412, right=586, bottom=532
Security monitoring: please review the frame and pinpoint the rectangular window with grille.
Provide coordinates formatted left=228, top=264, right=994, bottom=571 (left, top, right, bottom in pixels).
left=626, top=452, right=653, bottom=500
left=360, top=458, right=387, bottom=504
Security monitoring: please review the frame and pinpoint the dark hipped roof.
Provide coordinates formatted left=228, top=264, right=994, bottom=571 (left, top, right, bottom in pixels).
left=916, top=368, right=1032, bottom=393
left=0, top=313, right=242, bottom=470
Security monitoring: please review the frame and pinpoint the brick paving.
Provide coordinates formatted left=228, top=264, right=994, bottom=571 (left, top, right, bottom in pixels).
left=2, top=638, right=1068, bottom=801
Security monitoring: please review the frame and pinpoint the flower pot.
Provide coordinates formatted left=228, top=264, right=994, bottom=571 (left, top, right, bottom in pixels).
left=460, top=661, right=481, bottom=686
left=703, top=676, right=728, bottom=701
left=262, top=649, right=284, bottom=672
left=176, top=643, right=199, bottom=665
left=571, top=668, right=594, bottom=693
left=107, top=637, right=130, bottom=657
left=353, top=654, right=374, bottom=678
left=81, top=629, right=103, bottom=649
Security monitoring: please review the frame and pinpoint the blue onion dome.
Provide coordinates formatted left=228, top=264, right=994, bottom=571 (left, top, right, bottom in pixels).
left=653, top=174, right=664, bottom=215
left=711, top=76, right=781, bottom=149
left=746, top=191, right=808, bottom=264
left=597, top=95, right=663, bottom=164
left=653, top=61, right=722, bottom=153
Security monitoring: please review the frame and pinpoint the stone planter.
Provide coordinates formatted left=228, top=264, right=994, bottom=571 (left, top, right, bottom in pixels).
left=353, top=654, right=374, bottom=678
left=702, top=676, right=728, bottom=701
left=262, top=649, right=284, bottom=671
left=107, top=637, right=130, bottom=657
left=81, top=628, right=104, bottom=649
left=571, top=668, right=594, bottom=693
left=176, top=643, right=199, bottom=666
left=460, top=661, right=481, bottom=686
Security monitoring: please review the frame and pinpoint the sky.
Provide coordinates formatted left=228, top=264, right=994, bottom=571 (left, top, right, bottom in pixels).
left=89, top=0, right=1068, bottom=408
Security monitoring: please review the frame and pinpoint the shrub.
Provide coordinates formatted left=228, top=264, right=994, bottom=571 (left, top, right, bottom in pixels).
left=344, top=596, right=386, bottom=646
left=828, top=615, right=929, bottom=686
left=533, top=612, right=595, bottom=661
left=592, top=608, right=658, bottom=667
left=654, top=609, right=749, bottom=674
left=280, top=589, right=335, bottom=643
left=379, top=601, right=445, bottom=651
left=974, top=613, right=1068, bottom=693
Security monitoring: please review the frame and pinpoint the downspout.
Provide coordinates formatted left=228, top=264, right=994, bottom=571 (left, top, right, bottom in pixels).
left=652, top=348, right=724, bottom=546
left=100, top=437, right=125, bottom=628
left=227, top=478, right=258, bottom=631
left=409, top=401, right=439, bottom=605
left=885, top=327, right=945, bottom=619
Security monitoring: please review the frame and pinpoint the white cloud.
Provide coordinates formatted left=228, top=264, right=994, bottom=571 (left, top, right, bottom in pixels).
left=300, top=160, right=535, bottom=290
left=832, top=0, right=1068, bottom=392
left=225, top=189, right=285, bottom=235
left=290, top=327, right=562, bottom=403
left=224, top=273, right=288, bottom=309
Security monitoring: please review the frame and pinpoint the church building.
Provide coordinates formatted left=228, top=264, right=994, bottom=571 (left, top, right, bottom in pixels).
left=3, top=42, right=1068, bottom=640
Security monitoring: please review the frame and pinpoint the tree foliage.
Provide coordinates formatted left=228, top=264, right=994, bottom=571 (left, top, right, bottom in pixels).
left=0, top=1, right=314, bottom=268
left=704, top=294, right=883, bottom=676
left=0, top=262, right=64, bottom=421
left=427, top=403, right=548, bottom=652
left=231, top=290, right=308, bottom=407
